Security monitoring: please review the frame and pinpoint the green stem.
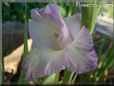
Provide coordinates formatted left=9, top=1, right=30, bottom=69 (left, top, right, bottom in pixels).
left=55, top=73, right=60, bottom=82
left=71, top=73, right=77, bottom=84
left=63, top=70, right=75, bottom=84
left=63, top=70, right=71, bottom=84
left=18, top=2, right=28, bottom=84
left=68, top=72, right=75, bottom=84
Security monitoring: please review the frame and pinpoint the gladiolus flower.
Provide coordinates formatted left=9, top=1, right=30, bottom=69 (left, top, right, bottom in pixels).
left=22, top=3, right=97, bottom=80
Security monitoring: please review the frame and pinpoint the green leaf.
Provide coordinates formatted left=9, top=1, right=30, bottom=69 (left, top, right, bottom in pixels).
left=102, top=4, right=113, bottom=18
left=71, top=74, right=77, bottom=84
left=81, top=0, right=106, bottom=34
left=40, top=73, right=60, bottom=85
left=17, top=26, right=28, bottom=84
left=18, top=3, right=28, bottom=84
left=63, top=70, right=75, bottom=84
left=17, top=29, right=28, bottom=84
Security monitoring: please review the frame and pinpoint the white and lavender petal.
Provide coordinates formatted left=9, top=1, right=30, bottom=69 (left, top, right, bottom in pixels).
left=22, top=48, right=65, bottom=80
left=65, top=26, right=98, bottom=74
left=29, top=3, right=72, bottom=49
left=64, top=14, right=81, bottom=40
left=22, top=3, right=98, bottom=80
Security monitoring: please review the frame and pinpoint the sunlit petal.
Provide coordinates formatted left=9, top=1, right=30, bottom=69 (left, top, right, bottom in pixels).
left=22, top=48, right=65, bottom=80
left=64, top=14, right=81, bottom=40
left=29, top=3, right=72, bottom=49
left=65, top=26, right=97, bottom=74
left=22, top=3, right=98, bottom=80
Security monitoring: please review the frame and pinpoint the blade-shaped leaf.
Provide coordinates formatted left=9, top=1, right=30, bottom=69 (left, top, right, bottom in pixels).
left=81, top=0, right=106, bottom=34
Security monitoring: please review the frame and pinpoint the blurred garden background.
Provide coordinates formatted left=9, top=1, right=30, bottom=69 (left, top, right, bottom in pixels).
left=1, top=0, right=114, bottom=85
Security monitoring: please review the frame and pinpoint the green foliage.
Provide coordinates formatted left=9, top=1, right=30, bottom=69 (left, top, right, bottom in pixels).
left=81, top=0, right=106, bottom=34
left=78, top=37, right=114, bottom=84
left=102, top=4, right=113, bottom=18
left=2, top=2, right=79, bottom=22
left=2, top=3, right=25, bottom=22
left=18, top=9, right=28, bottom=84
